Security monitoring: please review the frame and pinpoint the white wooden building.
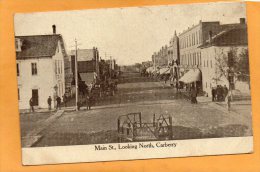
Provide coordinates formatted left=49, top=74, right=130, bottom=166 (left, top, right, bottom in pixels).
left=16, top=27, right=68, bottom=109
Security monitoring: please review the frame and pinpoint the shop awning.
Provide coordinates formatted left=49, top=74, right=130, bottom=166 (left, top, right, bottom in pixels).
left=159, top=67, right=170, bottom=75
left=79, top=72, right=95, bottom=85
left=179, top=69, right=201, bottom=83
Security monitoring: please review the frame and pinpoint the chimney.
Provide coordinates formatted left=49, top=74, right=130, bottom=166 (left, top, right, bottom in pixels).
left=240, top=18, right=246, bottom=24
left=52, top=25, right=56, bottom=34
left=209, top=31, right=213, bottom=43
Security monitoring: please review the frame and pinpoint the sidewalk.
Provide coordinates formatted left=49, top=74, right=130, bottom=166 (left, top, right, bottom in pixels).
left=197, top=95, right=251, bottom=114
left=21, top=110, right=65, bottom=147
left=20, top=106, right=76, bottom=114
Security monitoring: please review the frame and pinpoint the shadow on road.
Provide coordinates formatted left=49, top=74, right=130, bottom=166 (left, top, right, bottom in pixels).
left=34, top=124, right=250, bottom=147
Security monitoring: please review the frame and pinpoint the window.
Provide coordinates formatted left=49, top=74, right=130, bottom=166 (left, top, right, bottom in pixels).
left=210, top=60, right=212, bottom=68
left=199, top=53, right=202, bottom=66
left=15, top=40, right=19, bottom=50
left=189, top=35, right=191, bottom=46
left=207, top=60, right=208, bottom=67
left=18, top=88, right=20, bottom=100
left=60, top=61, right=62, bottom=74
left=196, top=32, right=198, bottom=44
left=31, top=63, right=37, bottom=75
left=206, top=82, right=207, bottom=88
left=17, top=63, right=19, bottom=76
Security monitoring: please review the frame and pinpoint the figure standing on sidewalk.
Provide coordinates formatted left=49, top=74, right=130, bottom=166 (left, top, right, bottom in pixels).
left=56, top=96, right=61, bottom=110
left=85, top=94, right=90, bottom=110
left=47, top=96, right=52, bottom=110
left=63, top=94, right=67, bottom=107
left=29, top=97, right=34, bottom=112
left=190, top=87, right=197, bottom=104
left=211, top=87, right=216, bottom=102
left=226, top=90, right=232, bottom=111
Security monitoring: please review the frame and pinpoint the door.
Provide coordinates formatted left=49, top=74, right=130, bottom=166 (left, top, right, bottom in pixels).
left=32, top=89, right=39, bottom=106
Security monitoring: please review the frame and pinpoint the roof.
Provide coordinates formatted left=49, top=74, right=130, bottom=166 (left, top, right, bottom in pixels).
left=16, top=34, right=63, bottom=59
left=199, top=25, right=248, bottom=49
left=71, top=49, right=95, bottom=62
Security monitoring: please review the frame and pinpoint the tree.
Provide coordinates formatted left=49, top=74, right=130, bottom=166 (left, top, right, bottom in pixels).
left=235, top=49, right=249, bottom=82
left=214, top=47, right=250, bottom=88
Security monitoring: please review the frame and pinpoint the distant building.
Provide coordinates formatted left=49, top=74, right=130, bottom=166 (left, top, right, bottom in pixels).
left=70, top=48, right=100, bottom=86
left=199, top=23, right=248, bottom=96
left=16, top=25, right=68, bottom=109
left=152, top=45, right=169, bottom=68
left=141, top=61, right=153, bottom=68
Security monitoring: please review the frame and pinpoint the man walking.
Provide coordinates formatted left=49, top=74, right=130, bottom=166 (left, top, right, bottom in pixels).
left=63, top=94, right=67, bottom=107
left=56, top=96, right=61, bottom=110
left=211, top=87, right=216, bottom=102
left=226, top=90, right=232, bottom=111
left=47, top=96, right=52, bottom=110
left=29, top=97, right=34, bottom=112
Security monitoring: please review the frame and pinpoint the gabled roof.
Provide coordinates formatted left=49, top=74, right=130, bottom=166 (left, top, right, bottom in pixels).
left=16, top=34, right=64, bottom=59
left=199, top=25, right=248, bottom=49
left=71, top=49, right=95, bottom=61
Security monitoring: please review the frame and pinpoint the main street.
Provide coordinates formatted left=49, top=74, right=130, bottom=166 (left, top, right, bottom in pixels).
left=20, top=72, right=252, bottom=147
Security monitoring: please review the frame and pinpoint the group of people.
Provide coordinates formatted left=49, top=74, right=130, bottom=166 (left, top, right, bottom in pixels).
left=211, top=85, right=229, bottom=102
left=47, top=95, right=63, bottom=111
left=29, top=95, right=66, bottom=113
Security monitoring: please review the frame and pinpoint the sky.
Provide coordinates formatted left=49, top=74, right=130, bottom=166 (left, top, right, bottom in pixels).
left=14, top=2, right=246, bottom=65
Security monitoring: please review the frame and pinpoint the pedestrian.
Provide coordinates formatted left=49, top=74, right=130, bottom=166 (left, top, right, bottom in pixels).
left=56, top=96, right=61, bottom=110
left=219, top=85, right=224, bottom=101
left=47, top=96, right=52, bottom=110
left=211, top=88, right=216, bottom=102
left=226, top=90, right=232, bottom=111
left=29, top=97, right=34, bottom=112
left=223, top=85, right=228, bottom=98
left=88, top=93, right=95, bottom=110
left=63, top=94, right=67, bottom=107
left=190, top=87, right=197, bottom=104
left=85, top=94, right=90, bottom=110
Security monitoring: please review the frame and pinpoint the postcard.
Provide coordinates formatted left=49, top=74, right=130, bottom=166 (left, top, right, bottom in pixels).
left=14, top=1, right=253, bottom=165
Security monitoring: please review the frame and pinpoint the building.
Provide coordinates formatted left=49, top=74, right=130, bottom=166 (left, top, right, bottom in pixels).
left=178, top=18, right=246, bottom=91
left=168, top=31, right=180, bottom=64
left=152, top=45, right=169, bottom=69
left=168, top=31, right=180, bottom=81
left=141, top=61, right=153, bottom=68
left=70, top=48, right=100, bottom=86
left=199, top=24, right=248, bottom=96
left=16, top=25, right=68, bottom=109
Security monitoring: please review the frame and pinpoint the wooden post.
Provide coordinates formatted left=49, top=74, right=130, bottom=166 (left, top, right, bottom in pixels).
left=168, top=116, right=173, bottom=140
left=139, top=112, right=142, bottom=127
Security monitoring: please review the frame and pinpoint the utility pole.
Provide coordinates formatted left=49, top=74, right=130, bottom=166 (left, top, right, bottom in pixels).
left=110, top=56, right=112, bottom=77
left=75, top=39, right=78, bottom=111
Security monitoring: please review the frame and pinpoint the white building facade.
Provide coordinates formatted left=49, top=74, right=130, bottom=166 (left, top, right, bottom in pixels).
left=199, top=24, right=249, bottom=97
left=16, top=34, right=67, bottom=109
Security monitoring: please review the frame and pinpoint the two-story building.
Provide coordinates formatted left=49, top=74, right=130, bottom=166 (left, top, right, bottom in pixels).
left=70, top=48, right=100, bottom=86
left=199, top=24, right=248, bottom=97
left=16, top=26, right=68, bottom=109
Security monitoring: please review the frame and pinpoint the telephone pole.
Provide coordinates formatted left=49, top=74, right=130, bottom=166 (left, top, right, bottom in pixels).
left=75, top=39, right=78, bottom=111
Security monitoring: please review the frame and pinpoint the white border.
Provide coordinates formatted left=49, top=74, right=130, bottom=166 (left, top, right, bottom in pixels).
left=22, top=136, right=253, bottom=165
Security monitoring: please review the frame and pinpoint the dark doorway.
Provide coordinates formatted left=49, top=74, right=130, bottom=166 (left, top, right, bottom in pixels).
left=32, top=89, right=39, bottom=106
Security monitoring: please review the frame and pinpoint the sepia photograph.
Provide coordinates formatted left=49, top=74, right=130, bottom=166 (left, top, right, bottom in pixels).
left=14, top=1, right=253, bottom=165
